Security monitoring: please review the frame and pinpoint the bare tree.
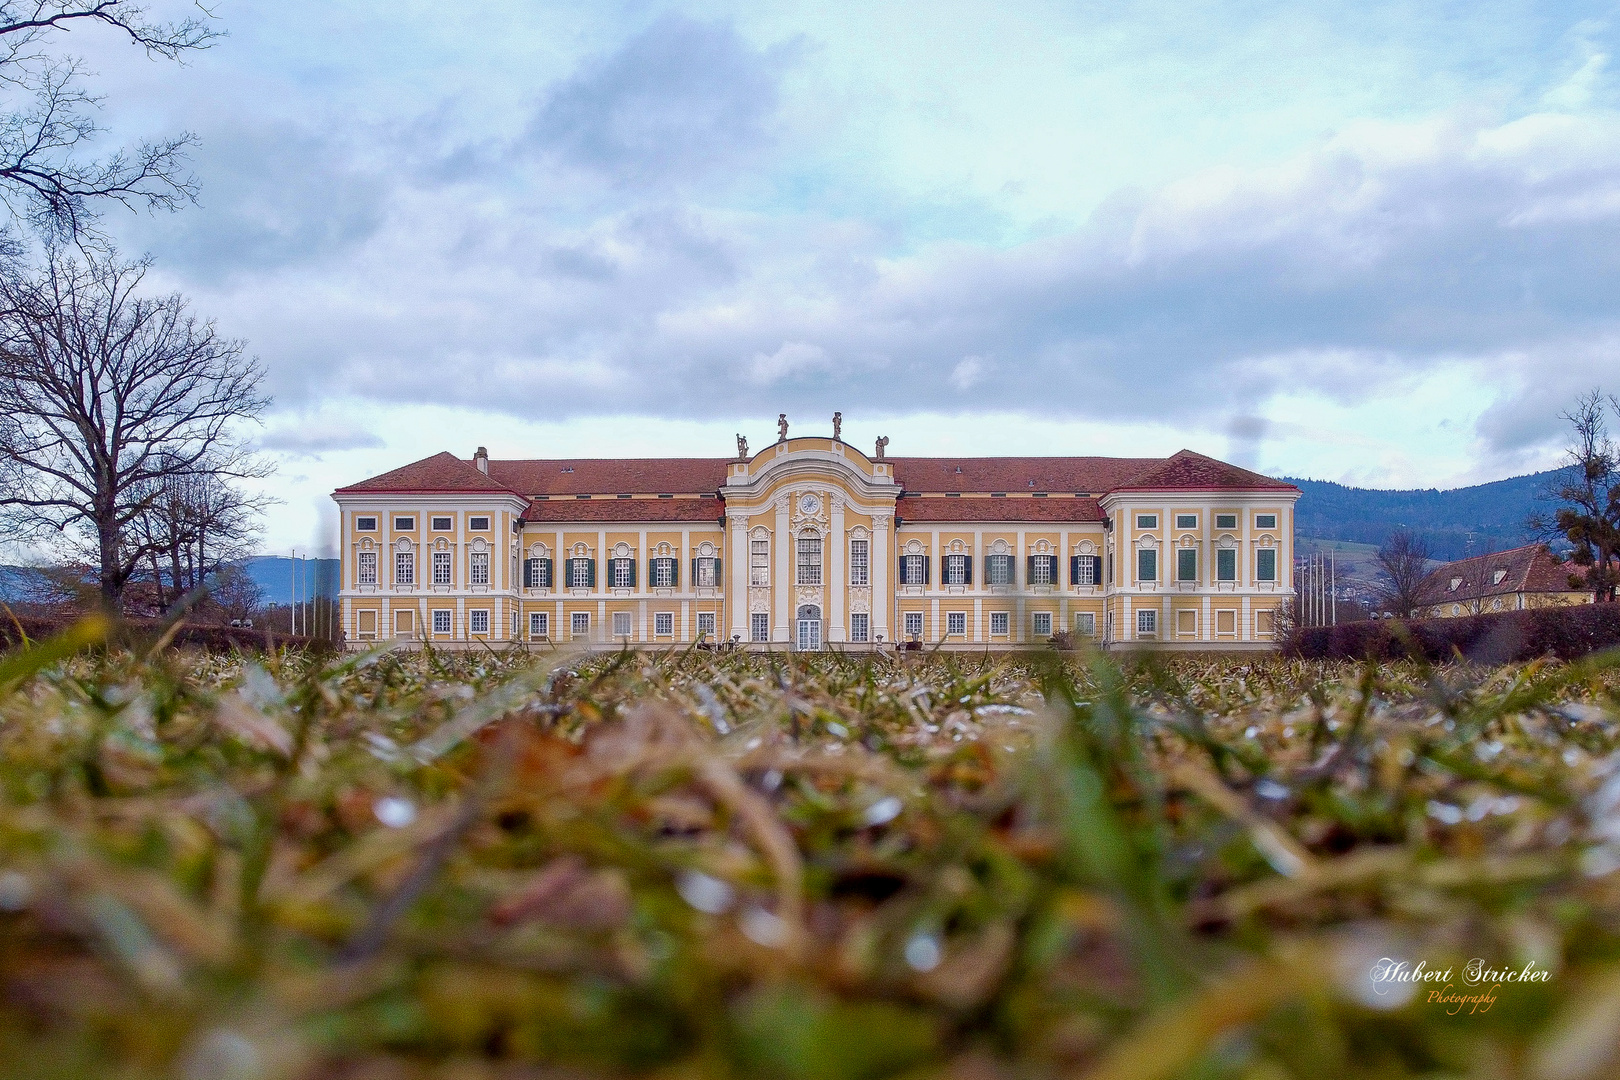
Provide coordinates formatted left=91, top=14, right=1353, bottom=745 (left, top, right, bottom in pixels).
left=128, top=461, right=268, bottom=609
left=1375, top=529, right=1432, bottom=618
left=0, top=3, right=216, bottom=239
left=1529, top=390, right=1620, bottom=603
left=0, top=250, right=269, bottom=611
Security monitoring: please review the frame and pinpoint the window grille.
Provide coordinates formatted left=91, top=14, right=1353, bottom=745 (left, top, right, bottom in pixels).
left=989, top=611, right=1009, bottom=635
left=751, top=613, right=769, bottom=641
left=529, top=612, right=548, bottom=638
left=947, top=611, right=966, bottom=635
left=797, top=537, right=822, bottom=585
left=849, top=613, right=868, bottom=642
left=433, top=610, right=451, bottom=634
left=654, top=612, right=673, bottom=636
left=571, top=612, right=590, bottom=637
left=750, top=539, right=770, bottom=586
left=469, top=610, right=489, bottom=635
left=357, top=551, right=377, bottom=585
left=394, top=551, right=414, bottom=585
left=849, top=540, right=869, bottom=585
left=433, top=551, right=452, bottom=585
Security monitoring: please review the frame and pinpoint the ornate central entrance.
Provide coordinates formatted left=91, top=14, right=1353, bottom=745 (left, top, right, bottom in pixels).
left=796, top=604, right=822, bottom=651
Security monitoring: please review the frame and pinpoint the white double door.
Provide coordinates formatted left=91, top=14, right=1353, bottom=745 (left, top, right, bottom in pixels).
left=796, top=603, right=822, bottom=650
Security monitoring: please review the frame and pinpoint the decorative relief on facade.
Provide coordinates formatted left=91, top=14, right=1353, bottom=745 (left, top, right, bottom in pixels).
left=1075, top=539, right=1095, bottom=554
left=871, top=513, right=891, bottom=529
left=749, top=594, right=771, bottom=614
left=795, top=585, right=822, bottom=605
left=990, top=538, right=1009, bottom=554
left=905, top=538, right=924, bottom=554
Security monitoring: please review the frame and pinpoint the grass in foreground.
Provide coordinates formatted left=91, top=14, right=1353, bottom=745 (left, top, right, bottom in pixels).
left=1, top=635, right=1619, bottom=1080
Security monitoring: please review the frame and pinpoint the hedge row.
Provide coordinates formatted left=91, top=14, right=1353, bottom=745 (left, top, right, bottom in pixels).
left=1285, top=602, right=1620, bottom=664
left=0, top=612, right=331, bottom=654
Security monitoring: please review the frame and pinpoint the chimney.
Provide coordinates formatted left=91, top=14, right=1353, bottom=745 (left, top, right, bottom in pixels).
left=474, top=446, right=488, bottom=474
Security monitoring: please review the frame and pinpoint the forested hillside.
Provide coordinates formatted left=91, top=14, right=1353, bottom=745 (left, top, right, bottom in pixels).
left=1287, top=466, right=1572, bottom=561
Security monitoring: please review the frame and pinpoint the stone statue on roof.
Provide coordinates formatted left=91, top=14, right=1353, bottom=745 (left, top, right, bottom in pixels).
left=777, top=413, right=789, bottom=442
left=736, top=433, right=748, bottom=459
left=832, top=412, right=842, bottom=441
left=875, top=435, right=888, bottom=459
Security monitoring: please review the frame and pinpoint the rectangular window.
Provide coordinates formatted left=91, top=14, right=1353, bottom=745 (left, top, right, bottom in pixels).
left=1033, top=611, right=1052, bottom=637
left=571, top=612, right=590, bottom=637
left=1075, top=612, right=1096, bottom=636
left=1256, top=549, right=1277, bottom=581
left=357, top=609, right=377, bottom=638
left=695, top=557, right=718, bottom=588
left=654, top=612, right=673, bottom=636
left=431, top=516, right=452, bottom=531
left=1255, top=514, right=1277, bottom=530
left=1217, top=609, right=1237, bottom=635
left=1136, top=514, right=1158, bottom=529
left=797, top=536, right=822, bottom=585
left=1175, top=514, right=1197, bottom=529
left=469, top=609, right=490, bottom=635
left=470, top=551, right=490, bottom=585
left=750, top=539, right=770, bottom=586
left=394, top=550, right=414, bottom=585
left=987, top=554, right=1012, bottom=586
left=902, top=554, right=927, bottom=586
left=1177, top=608, right=1197, bottom=636
left=1217, top=548, right=1237, bottom=581
left=849, top=540, right=869, bottom=586
left=849, top=613, right=869, bottom=643
left=651, top=558, right=676, bottom=588
left=1137, top=609, right=1157, bottom=636
left=356, top=516, right=377, bottom=532
left=469, top=516, right=490, bottom=531
left=394, top=516, right=415, bottom=532
left=1031, top=555, right=1055, bottom=585
left=1137, top=548, right=1157, bottom=582
left=944, top=554, right=968, bottom=585
left=433, top=609, right=451, bottom=634
left=1073, top=556, right=1097, bottom=586
left=613, top=611, right=632, bottom=637
left=524, top=558, right=552, bottom=588
left=568, top=558, right=591, bottom=589
left=1256, top=609, right=1276, bottom=635
left=904, top=611, right=924, bottom=639
left=529, top=612, right=548, bottom=638
left=433, top=551, right=452, bottom=584
left=751, top=613, right=769, bottom=642
left=357, top=551, right=378, bottom=585
left=1215, top=513, right=1237, bottom=530
left=697, top=612, right=716, bottom=639
left=989, top=611, right=1009, bottom=635
left=1177, top=548, right=1197, bottom=581
left=947, top=611, right=966, bottom=635
left=612, top=558, right=633, bottom=589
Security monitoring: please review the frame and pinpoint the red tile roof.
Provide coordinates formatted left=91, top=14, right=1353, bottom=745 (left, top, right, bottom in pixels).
left=1109, top=450, right=1300, bottom=493
left=491, top=458, right=731, bottom=496
left=334, top=452, right=516, bottom=494
left=889, top=457, right=1158, bottom=494
left=1415, top=544, right=1587, bottom=606
left=522, top=498, right=724, bottom=523
left=896, top=496, right=1106, bottom=524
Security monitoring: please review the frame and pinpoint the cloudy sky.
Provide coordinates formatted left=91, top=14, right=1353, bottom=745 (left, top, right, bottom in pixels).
left=72, top=0, right=1620, bottom=553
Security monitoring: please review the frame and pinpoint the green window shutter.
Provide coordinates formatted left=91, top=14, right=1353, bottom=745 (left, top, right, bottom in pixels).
left=1026, top=555, right=1036, bottom=584
left=984, top=555, right=993, bottom=584
left=714, top=557, right=721, bottom=581
left=900, top=556, right=908, bottom=584
left=924, top=556, right=931, bottom=585
left=1218, top=548, right=1237, bottom=581
left=963, top=556, right=972, bottom=585
left=1178, top=549, right=1197, bottom=581
left=587, top=559, right=597, bottom=588
left=629, top=559, right=637, bottom=588
left=564, top=558, right=574, bottom=585
left=1070, top=555, right=1080, bottom=585
left=669, top=558, right=679, bottom=587
left=541, top=558, right=552, bottom=587
left=691, top=558, right=698, bottom=586
left=1138, top=549, right=1156, bottom=581
left=1257, top=549, right=1276, bottom=581
left=1090, top=556, right=1103, bottom=585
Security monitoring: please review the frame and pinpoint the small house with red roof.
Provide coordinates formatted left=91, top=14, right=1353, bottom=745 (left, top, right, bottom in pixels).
left=1415, top=544, right=1592, bottom=618
left=330, top=419, right=1299, bottom=651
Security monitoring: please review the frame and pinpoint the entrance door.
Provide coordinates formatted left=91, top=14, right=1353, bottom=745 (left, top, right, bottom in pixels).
left=796, top=604, right=822, bottom=651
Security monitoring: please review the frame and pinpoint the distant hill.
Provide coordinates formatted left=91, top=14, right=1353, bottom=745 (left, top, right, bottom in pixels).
left=1287, top=466, right=1574, bottom=562
left=0, top=556, right=340, bottom=607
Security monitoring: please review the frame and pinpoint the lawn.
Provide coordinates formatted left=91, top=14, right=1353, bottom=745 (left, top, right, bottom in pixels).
left=2, top=625, right=1619, bottom=1080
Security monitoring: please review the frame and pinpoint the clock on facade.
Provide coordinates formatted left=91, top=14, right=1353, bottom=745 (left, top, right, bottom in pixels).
left=799, top=493, right=820, bottom=515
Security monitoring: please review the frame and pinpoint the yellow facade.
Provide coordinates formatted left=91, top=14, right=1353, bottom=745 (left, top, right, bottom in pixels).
left=331, top=430, right=1299, bottom=651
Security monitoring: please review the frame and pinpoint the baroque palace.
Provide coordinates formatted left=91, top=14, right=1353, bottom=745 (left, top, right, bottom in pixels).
left=331, top=416, right=1299, bottom=651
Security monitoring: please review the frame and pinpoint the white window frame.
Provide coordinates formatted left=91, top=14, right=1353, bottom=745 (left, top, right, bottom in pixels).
left=1033, top=611, right=1053, bottom=637
left=988, top=555, right=1012, bottom=586
left=612, top=559, right=633, bottom=589
left=356, top=516, right=377, bottom=532
left=849, top=612, right=869, bottom=642
left=432, top=609, right=452, bottom=634
left=569, top=559, right=590, bottom=589
left=697, top=612, right=716, bottom=639
left=902, top=554, right=926, bottom=586
left=431, top=516, right=452, bottom=531
left=904, top=611, right=924, bottom=639
left=433, top=550, right=452, bottom=585
left=470, top=551, right=490, bottom=586
left=1137, top=609, right=1157, bottom=636
left=1075, top=557, right=1096, bottom=586
left=612, top=611, right=633, bottom=637
left=989, top=611, right=1009, bottom=635
left=357, top=551, right=377, bottom=585
left=696, top=557, right=717, bottom=588
left=1135, top=514, right=1157, bottom=529
left=1075, top=612, right=1096, bottom=636
left=1217, top=548, right=1237, bottom=582
left=797, top=535, right=822, bottom=585
left=651, top=558, right=675, bottom=588
left=469, top=609, right=490, bottom=635
left=944, top=554, right=968, bottom=585
left=849, top=540, right=869, bottom=586
left=1257, top=548, right=1277, bottom=582
left=751, top=613, right=769, bottom=642
left=1137, top=548, right=1156, bottom=582
left=1255, top=514, right=1277, bottom=530
left=1176, top=548, right=1197, bottom=582
left=1031, top=556, right=1054, bottom=586
left=571, top=612, right=590, bottom=637
left=946, top=611, right=966, bottom=636
left=529, top=612, right=548, bottom=638
left=1215, top=514, right=1237, bottom=530
left=394, top=550, right=415, bottom=585
left=654, top=612, right=673, bottom=636
left=1175, top=514, right=1197, bottom=529
left=393, top=516, right=415, bottom=532
left=469, top=516, right=490, bottom=531
left=750, top=539, right=770, bottom=586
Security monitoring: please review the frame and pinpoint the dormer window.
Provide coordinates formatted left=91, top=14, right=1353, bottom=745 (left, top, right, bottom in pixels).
left=1492, top=569, right=1507, bottom=585
left=1449, top=577, right=1463, bottom=591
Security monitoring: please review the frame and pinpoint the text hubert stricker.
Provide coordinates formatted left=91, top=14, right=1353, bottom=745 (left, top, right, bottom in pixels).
left=1372, top=958, right=1553, bottom=985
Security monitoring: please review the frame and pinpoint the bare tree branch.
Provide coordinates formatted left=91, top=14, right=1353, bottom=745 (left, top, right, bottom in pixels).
left=0, top=248, right=270, bottom=610
left=1375, top=529, right=1432, bottom=618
